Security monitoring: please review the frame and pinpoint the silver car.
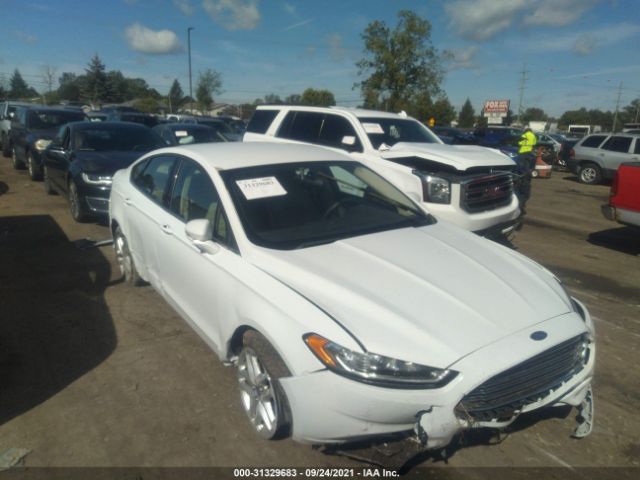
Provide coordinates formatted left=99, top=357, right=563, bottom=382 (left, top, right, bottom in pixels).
left=568, top=133, right=640, bottom=184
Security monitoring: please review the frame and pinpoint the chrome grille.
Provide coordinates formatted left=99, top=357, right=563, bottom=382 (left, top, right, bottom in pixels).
left=457, top=334, right=590, bottom=422
left=461, top=173, right=513, bottom=213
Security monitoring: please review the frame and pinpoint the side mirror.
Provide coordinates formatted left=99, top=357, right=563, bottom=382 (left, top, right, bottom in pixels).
left=185, top=219, right=220, bottom=255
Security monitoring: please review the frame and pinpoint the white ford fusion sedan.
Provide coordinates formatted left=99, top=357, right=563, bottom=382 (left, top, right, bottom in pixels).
left=109, top=142, right=595, bottom=449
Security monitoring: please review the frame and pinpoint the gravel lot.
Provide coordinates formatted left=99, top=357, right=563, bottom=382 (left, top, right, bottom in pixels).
left=0, top=156, right=638, bottom=475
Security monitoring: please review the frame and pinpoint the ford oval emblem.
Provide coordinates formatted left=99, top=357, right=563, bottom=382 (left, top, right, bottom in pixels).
left=530, top=331, right=548, bottom=341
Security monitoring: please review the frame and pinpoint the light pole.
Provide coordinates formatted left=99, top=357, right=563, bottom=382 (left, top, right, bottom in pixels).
left=188, top=27, right=194, bottom=112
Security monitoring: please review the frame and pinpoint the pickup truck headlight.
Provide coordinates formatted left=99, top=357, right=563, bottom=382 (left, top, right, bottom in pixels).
left=34, top=139, right=52, bottom=151
left=304, top=333, right=457, bottom=389
left=81, top=173, right=112, bottom=186
left=414, top=172, right=451, bottom=204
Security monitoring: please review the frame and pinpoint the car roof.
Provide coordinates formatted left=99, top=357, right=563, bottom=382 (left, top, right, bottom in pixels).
left=72, top=121, right=150, bottom=130
left=148, top=142, right=353, bottom=171
left=255, top=104, right=414, bottom=120
left=159, top=123, right=213, bottom=130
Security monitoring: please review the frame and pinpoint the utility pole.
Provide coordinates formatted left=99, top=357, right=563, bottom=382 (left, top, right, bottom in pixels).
left=516, top=64, right=529, bottom=126
left=188, top=27, right=194, bottom=113
left=612, top=81, right=623, bottom=132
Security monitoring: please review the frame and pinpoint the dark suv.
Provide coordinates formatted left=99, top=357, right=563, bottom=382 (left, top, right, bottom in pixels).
left=9, top=106, right=86, bottom=180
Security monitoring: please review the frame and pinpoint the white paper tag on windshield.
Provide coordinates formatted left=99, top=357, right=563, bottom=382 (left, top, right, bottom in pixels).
left=362, top=123, right=384, bottom=134
left=175, top=130, right=188, bottom=137
left=236, top=177, right=287, bottom=200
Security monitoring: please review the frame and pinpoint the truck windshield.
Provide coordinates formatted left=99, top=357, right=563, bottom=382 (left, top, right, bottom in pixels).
left=221, top=161, right=433, bottom=250
left=359, top=117, right=440, bottom=149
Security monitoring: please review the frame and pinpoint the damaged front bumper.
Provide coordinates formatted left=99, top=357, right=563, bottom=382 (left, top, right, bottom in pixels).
left=280, top=312, right=595, bottom=451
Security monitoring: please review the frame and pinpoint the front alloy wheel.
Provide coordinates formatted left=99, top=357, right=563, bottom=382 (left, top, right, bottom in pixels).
left=237, top=331, right=291, bottom=440
left=69, top=181, right=89, bottom=222
left=27, top=152, right=41, bottom=180
left=113, top=227, right=143, bottom=285
left=578, top=163, right=602, bottom=185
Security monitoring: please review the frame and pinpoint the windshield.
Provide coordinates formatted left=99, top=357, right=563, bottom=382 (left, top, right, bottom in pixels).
left=170, top=127, right=229, bottom=145
left=359, top=117, right=440, bottom=149
left=221, top=161, right=434, bottom=250
left=27, top=110, right=85, bottom=130
left=74, top=125, right=165, bottom=152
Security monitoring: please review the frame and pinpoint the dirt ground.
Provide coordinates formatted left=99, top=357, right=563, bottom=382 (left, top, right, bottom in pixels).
left=0, top=156, right=639, bottom=476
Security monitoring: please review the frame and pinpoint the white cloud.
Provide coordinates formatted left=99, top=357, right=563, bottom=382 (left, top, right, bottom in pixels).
left=282, top=2, right=296, bottom=16
left=535, top=23, right=640, bottom=54
left=173, top=0, right=195, bottom=15
left=445, top=0, right=600, bottom=41
left=15, top=31, right=38, bottom=44
left=448, top=46, right=479, bottom=70
left=202, top=0, right=260, bottom=31
left=282, top=18, right=313, bottom=32
left=124, top=23, right=183, bottom=54
left=445, top=0, right=528, bottom=41
left=525, top=0, right=599, bottom=27
left=327, top=33, right=346, bottom=62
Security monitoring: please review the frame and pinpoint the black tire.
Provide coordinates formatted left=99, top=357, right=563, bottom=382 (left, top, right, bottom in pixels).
left=27, top=151, right=42, bottom=181
left=237, top=330, right=292, bottom=440
left=43, top=166, right=56, bottom=195
left=113, top=226, right=144, bottom=286
left=578, top=162, right=602, bottom=185
left=68, top=180, right=90, bottom=222
left=11, top=146, right=24, bottom=170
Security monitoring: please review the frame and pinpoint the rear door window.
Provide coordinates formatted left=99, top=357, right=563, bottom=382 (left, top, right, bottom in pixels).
left=318, top=115, right=362, bottom=152
left=279, top=111, right=324, bottom=143
left=246, top=109, right=279, bottom=134
left=601, top=136, right=632, bottom=153
left=580, top=135, right=607, bottom=148
left=133, top=155, right=179, bottom=207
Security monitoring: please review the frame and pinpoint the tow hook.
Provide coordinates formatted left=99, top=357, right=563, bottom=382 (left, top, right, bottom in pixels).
left=572, top=386, right=594, bottom=438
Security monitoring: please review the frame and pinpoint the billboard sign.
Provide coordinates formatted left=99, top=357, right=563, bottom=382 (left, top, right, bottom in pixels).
left=483, top=99, right=510, bottom=125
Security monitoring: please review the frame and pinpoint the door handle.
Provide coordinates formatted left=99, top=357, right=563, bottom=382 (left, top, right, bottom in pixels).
left=124, top=197, right=133, bottom=206
left=161, top=224, right=173, bottom=235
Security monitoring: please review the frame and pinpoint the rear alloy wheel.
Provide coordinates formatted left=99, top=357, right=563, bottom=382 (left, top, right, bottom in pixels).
left=578, top=163, right=602, bottom=185
left=237, top=330, right=292, bottom=440
left=68, top=181, right=90, bottom=222
left=113, top=227, right=143, bottom=285
left=27, top=151, right=42, bottom=181
left=11, top=147, right=24, bottom=170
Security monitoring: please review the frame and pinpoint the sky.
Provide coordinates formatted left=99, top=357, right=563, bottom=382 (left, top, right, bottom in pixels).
left=1, top=0, right=639, bottom=117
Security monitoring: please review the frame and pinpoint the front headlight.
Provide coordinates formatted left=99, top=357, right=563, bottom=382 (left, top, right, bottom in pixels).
left=414, top=172, right=451, bottom=204
left=81, top=173, right=112, bottom=186
left=303, top=333, right=457, bottom=389
left=35, top=139, right=52, bottom=151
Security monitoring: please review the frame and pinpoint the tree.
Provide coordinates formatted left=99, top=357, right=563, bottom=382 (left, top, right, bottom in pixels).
left=82, top=54, right=109, bottom=106
left=195, top=69, right=222, bottom=113
left=300, top=88, right=336, bottom=107
left=134, top=97, right=160, bottom=114
left=355, top=10, right=448, bottom=113
left=284, top=94, right=302, bottom=105
left=263, top=93, right=284, bottom=104
left=168, top=79, right=184, bottom=113
left=521, top=107, right=548, bottom=124
left=458, top=98, right=475, bottom=128
left=429, top=96, right=456, bottom=126
left=41, top=65, right=58, bottom=103
left=9, top=69, right=33, bottom=99
left=58, top=72, right=82, bottom=102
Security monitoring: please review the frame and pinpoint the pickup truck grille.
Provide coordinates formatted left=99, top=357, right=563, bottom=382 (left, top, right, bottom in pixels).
left=457, top=334, right=590, bottom=423
left=461, top=173, right=513, bottom=213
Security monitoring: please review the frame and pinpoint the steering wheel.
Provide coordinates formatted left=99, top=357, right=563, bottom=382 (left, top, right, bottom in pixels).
left=322, top=198, right=359, bottom=219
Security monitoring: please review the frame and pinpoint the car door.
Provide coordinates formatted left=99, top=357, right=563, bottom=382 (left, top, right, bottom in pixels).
left=10, top=109, right=27, bottom=161
left=44, top=126, right=72, bottom=193
left=599, top=136, right=635, bottom=175
left=154, top=156, right=240, bottom=352
left=125, top=154, right=180, bottom=289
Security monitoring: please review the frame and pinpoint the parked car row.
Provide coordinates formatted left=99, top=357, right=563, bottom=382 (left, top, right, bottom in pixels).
left=1, top=101, right=239, bottom=223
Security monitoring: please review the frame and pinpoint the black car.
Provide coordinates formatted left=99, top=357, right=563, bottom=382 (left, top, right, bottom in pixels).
left=9, top=106, right=87, bottom=180
left=42, top=121, right=165, bottom=222
left=430, top=126, right=477, bottom=145
left=153, top=123, right=231, bottom=146
left=186, top=117, right=241, bottom=141
left=106, top=111, right=159, bottom=128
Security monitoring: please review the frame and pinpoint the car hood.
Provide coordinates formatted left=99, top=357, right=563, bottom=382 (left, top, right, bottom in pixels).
left=380, top=142, right=514, bottom=171
left=28, top=130, right=56, bottom=141
left=249, top=223, right=573, bottom=368
left=76, top=151, right=142, bottom=175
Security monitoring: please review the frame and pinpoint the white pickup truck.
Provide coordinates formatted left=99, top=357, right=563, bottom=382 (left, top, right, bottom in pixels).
left=243, top=106, right=520, bottom=238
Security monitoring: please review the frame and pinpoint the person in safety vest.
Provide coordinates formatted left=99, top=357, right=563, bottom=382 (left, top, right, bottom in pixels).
left=513, top=127, right=537, bottom=223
